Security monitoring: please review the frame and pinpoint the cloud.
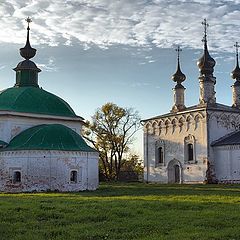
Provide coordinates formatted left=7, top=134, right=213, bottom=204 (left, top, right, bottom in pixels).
left=0, top=65, right=5, bottom=70
left=37, top=57, right=58, bottom=72
left=0, top=1, right=239, bottom=53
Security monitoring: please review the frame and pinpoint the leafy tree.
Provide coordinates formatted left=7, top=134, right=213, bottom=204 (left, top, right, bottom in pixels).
left=84, top=102, right=141, bottom=181
left=120, top=154, right=144, bottom=181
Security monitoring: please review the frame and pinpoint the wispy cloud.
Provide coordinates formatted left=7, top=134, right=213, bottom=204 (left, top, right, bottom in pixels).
left=0, top=1, right=239, bottom=52
left=37, top=57, right=58, bottom=72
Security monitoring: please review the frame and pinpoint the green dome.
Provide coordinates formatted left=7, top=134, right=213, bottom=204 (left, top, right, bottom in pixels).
left=0, top=87, right=77, bottom=117
left=4, top=124, right=96, bottom=152
left=0, top=140, right=7, bottom=146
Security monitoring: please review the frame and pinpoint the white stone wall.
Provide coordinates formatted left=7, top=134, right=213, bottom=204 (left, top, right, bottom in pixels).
left=0, top=150, right=99, bottom=192
left=207, top=110, right=240, bottom=181
left=0, top=113, right=83, bottom=143
left=213, top=145, right=240, bottom=183
left=144, top=109, right=208, bottom=183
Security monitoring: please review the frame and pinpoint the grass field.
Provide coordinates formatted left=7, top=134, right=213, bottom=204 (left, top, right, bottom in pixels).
left=1, top=183, right=240, bottom=240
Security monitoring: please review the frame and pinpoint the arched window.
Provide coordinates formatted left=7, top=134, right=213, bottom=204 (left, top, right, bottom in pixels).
left=155, top=140, right=165, bottom=167
left=158, top=147, right=164, bottom=164
left=70, top=170, right=77, bottom=183
left=187, top=143, right=194, bottom=161
left=184, top=135, right=196, bottom=163
left=13, top=171, right=21, bottom=183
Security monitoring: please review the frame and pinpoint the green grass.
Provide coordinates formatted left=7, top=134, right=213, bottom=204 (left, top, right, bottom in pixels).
left=1, top=183, right=240, bottom=240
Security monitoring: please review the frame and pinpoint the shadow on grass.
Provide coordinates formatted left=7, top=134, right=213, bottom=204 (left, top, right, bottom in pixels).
left=2, top=182, right=240, bottom=199
left=67, top=182, right=240, bottom=198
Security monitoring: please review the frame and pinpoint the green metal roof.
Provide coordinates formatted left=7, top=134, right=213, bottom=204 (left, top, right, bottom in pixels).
left=0, top=140, right=7, bottom=146
left=4, top=124, right=96, bottom=152
left=0, top=87, right=77, bottom=117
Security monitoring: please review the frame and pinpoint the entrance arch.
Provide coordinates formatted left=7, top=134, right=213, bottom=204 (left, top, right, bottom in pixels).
left=167, top=159, right=183, bottom=183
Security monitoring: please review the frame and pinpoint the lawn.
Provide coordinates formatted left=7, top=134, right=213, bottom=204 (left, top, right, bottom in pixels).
left=1, top=183, right=240, bottom=240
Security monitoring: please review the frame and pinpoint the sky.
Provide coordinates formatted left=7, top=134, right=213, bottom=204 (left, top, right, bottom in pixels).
left=0, top=0, right=239, bottom=156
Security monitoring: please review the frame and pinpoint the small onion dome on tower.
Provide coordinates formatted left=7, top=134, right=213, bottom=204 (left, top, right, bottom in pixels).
left=197, top=18, right=216, bottom=76
left=171, top=46, right=186, bottom=113
left=231, top=42, right=240, bottom=82
left=20, top=17, right=36, bottom=60
left=172, top=46, right=186, bottom=86
left=14, top=17, right=41, bottom=88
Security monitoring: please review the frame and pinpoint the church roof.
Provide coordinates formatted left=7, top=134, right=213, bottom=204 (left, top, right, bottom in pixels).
left=3, top=124, right=96, bottom=152
left=0, top=140, right=7, bottom=146
left=0, top=87, right=78, bottom=118
left=212, top=130, right=240, bottom=146
left=142, top=103, right=240, bottom=122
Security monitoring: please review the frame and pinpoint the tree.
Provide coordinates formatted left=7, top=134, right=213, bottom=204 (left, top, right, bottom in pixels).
left=119, top=154, right=144, bottom=181
left=83, top=102, right=141, bottom=181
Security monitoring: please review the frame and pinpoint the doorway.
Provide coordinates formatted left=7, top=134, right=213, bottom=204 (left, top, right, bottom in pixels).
left=167, top=159, right=182, bottom=183
left=174, top=165, right=180, bottom=183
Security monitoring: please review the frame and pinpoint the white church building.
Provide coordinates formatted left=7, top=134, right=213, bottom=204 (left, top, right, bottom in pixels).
left=0, top=18, right=99, bottom=192
left=142, top=19, right=240, bottom=184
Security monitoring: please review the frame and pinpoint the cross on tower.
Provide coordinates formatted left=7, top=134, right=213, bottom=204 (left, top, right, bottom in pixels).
left=175, top=46, right=182, bottom=61
left=202, top=18, right=209, bottom=43
left=234, top=42, right=240, bottom=57
left=25, top=17, right=32, bottom=30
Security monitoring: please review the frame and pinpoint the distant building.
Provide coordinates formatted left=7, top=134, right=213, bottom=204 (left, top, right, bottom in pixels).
left=0, top=18, right=98, bottom=192
left=142, top=19, right=240, bottom=184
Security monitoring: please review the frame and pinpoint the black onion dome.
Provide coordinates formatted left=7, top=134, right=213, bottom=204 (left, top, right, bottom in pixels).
left=172, top=62, right=186, bottom=83
left=20, top=18, right=36, bottom=60
left=231, top=45, right=240, bottom=81
left=231, top=64, right=240, bottom=81
left=20, top=44, right=36, bottom=60
left=197, top=43, right=216, bottom=75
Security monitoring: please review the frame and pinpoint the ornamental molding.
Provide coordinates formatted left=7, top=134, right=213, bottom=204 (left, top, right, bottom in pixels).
left=144, top=111, right=205, bottom=134
left=214, top=145, right=240, bottom=150
left=184, top=134, right=195, bottom=143
left=209, top=111, right=240, bottom=131
left=0, top=150, right=98, bottom=157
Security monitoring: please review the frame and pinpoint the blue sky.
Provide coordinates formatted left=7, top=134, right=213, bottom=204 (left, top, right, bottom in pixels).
left=0, top=0, right=239, bottom=156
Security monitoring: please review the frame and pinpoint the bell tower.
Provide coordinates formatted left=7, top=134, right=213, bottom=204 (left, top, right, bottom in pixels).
left=197, top=19, right=216, bottom=105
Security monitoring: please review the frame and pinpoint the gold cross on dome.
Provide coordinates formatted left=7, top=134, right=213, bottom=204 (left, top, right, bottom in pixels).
left=202, top=18, right=209, bottom=43
left=234, top=42, right=240, bottom=57
left=25, top=17, right=32, bottom=28
left=175, top=46, right=182, bottom=60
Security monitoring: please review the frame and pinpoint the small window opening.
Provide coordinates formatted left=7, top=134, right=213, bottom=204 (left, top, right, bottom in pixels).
left=13, top=171, right=21, bottom=183
left=70, top=170, right=77, bottom=183
left=188, top=144, right=193, bottom=161
left=158, top=147, right=164, bottom=164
